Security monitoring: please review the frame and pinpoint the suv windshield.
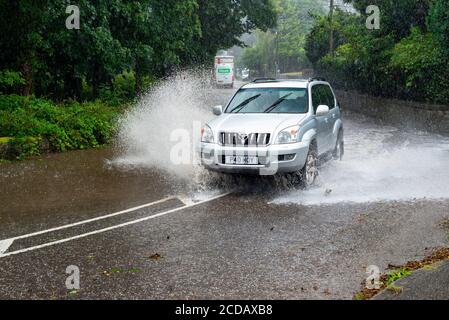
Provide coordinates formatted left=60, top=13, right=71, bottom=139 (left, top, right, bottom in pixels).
left=225, top=88, right=309, bottom=114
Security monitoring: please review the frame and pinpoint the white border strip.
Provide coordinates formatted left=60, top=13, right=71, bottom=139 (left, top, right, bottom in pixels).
left=3, top=196, right=176, bottom=243
left=0, top=239, right=14, bottom=255
left=0, top=192, right=229, bottom=258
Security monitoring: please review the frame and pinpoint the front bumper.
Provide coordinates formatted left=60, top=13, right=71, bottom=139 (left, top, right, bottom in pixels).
left=199, top=142, right=309, bottom=175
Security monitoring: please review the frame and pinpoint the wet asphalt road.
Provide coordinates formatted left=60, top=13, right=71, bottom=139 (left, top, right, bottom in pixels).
left=1, top=83, right=449, bottom=300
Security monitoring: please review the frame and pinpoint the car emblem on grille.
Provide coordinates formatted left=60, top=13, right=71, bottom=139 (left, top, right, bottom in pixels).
left=237, top=133, right=248, bottom=145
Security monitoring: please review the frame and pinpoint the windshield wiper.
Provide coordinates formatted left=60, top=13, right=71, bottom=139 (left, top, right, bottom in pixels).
left=263, top=93, right=292, bottom=113
left=228, top=94, right=262, bottom=113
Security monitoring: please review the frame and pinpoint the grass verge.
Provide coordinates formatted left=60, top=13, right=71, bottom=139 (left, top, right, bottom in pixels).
left=353, top=247, right=449, bottom=300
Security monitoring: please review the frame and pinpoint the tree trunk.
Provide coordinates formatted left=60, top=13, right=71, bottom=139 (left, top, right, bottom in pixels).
left=20, top=62, right=32, bottom=96
left=329, top=0, right=335, bottom=57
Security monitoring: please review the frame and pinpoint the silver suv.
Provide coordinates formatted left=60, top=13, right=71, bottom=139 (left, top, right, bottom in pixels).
left=200, top=78, right=344, bottom=187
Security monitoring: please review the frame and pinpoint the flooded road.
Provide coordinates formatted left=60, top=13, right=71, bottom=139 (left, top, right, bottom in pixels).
left=1, top=78, right=449, bottom=299
left=0, top=148, right=174, bottom=238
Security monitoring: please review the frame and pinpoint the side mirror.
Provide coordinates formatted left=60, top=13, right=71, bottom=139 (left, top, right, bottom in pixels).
left=212, top=105, right=223, bottom=116
left=316, top=105, right=330, bottom=117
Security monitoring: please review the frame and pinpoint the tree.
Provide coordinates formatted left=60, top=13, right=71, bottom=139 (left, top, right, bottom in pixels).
left=190, top=0, right=277, bottom=64
left=306, top=0, right=449, bottom=103
left=109, top=0, right=201, bottom=93
left=0, top=0, right=202, bottom=99
left=39, top=0, right=130, bottom=99
left=240, top=0, right=327, bottom=75
left=240, top=30, right=277, bottom=77
left=344, top=0, right=431, bottom=40
left=276, top=0, right=326, bottom=71
left=305, top=8, right=360, bottom=66
left=0, top=0, right=50, bottom=95
left=0, top=0, right=277, bottom=100
left=427, top=0, right=449, bottom=58
left=390, top=28, right=448, bottom=102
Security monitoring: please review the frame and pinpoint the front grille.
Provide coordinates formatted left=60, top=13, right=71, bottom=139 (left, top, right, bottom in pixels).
left=219, top=132, right=270, bottom=147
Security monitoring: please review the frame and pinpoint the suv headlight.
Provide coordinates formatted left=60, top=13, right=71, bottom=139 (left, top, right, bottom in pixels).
left=201, top=125, right=214, bottom=143
left=275, top=125, right=300, bottom=144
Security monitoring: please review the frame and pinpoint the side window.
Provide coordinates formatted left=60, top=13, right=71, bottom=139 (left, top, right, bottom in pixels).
left=324, top=85, right=336, bottom=109
left=311, top=85, right=324, bottom=113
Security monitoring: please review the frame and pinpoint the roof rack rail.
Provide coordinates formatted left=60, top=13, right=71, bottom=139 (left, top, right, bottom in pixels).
left=308, top=77, right=326, bottom=82
left=252, top=78, right=278, bottom=83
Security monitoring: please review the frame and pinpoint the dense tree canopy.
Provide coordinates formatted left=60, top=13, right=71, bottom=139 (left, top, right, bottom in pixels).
left=344, top=0, right=431, bottom=39
left=427, top=0, right=449, bottom=58
left=307, top=0, right=449, bottom=104
left=0, top=0, right=277, bottom=100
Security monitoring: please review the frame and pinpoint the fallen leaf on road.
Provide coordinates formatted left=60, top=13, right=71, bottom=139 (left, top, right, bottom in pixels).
left=148, top=253, right=163, bottom=260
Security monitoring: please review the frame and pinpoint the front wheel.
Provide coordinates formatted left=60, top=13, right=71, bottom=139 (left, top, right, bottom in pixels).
left=299, top=145, right=319, bottom=189
left=333, top=130, right=344, bottom=161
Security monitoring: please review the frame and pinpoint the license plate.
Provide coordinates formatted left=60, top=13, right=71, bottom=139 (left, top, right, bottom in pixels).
left=225, top=156, right=258, bottom=165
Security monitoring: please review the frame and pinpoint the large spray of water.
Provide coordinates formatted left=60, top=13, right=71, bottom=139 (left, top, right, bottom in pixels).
left=273, top=115, right=449, bottom=205
left=113, top=70, right=215, bottom=183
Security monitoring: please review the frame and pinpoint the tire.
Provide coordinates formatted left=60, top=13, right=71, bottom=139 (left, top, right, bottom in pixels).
left=332, top=130, right=344, bottom=161
left=298, top=142, right=319, bottom=189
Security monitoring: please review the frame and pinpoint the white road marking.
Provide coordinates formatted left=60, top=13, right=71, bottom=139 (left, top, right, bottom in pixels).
left=0, top=196, right=175, bottom=256
left=0, top=239, right=14, bottom=255
left=177, top=195, right=197, bottom=206
left=2, top=196, right=176, bottom=244
left=0, top=192, right=230, bottom=258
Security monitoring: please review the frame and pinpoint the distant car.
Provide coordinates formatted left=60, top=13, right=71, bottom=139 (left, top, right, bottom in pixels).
left=200, top=78, right=344, bottom=187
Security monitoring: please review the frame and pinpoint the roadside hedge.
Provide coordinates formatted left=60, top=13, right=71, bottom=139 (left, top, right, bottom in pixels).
left=0, top=94, right=119, bottom=160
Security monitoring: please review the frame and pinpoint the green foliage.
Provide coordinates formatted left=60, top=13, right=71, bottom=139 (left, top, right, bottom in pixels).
left=305, top=9, right=363, bottom=66
left=0, top=0, right=277, bottom=100
left=98, top=71, right=144, bottom=107
left=0, top=0, right=278, bottom=160
left=239, top=31, right=277, bottom=77
left=239, top=0, right=327, bottom=76
left=0, top=94, right=118, bottom=159
left=192, top=0, right=277, bottom=64
left=0, top=70, right=25, bottom=93
left=427, top=0, right=449, bottom=57
left=307, top=2, right=449, bottom=104
left=276, top=0, right=326, bottom=71
left=389, top=28, right=449, bottom=102
left=6, top=137, right=41, bottom=161
left=345, top=0, right=431, bottom=40
left=320, top=32, right=396, bottom=96
left=386, top=268, right=411, bottom=286
left=353, top=292, right=365, bottom=300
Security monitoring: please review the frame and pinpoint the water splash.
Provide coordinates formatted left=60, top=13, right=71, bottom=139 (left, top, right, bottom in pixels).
left=272, top=114, right=449, bottom=205
left=112, top=69, right=216, bottom=184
